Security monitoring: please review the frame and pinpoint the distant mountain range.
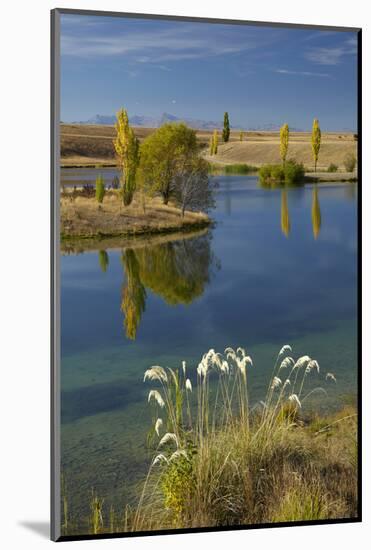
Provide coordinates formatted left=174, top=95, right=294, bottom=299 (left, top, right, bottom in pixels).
left=70, top=113, right=305, bottom=132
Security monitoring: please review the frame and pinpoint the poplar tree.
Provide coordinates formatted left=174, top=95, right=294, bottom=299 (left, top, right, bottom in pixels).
left=213, top=130, right=218, bottom=155
left=209, top=134, right=214, bottom=155
left=311, top=118, right=321, bottom=172
left=113, top=108, right=140, bottom=205
left=222, top=112, right=230, bottom=142
left=280, top=123, right=289, bottom=167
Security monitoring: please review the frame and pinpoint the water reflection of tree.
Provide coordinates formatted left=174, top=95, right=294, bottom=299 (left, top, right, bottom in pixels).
left=311, top=186, right=322, bottom=239
left=120, top=233, right=215, bottom=339
left=280, top=189, right=290, bottom=237
left=120, top=249, right=147, bottom=340
left=98, top=250, right=109, bottom=273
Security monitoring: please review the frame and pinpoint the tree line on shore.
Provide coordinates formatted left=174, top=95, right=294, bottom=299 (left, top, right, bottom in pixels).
left=209, top=113, right=356, bottom=177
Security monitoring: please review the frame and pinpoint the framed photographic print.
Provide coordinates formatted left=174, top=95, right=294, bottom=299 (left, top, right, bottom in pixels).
left=51, top=8, right=361, bottom=541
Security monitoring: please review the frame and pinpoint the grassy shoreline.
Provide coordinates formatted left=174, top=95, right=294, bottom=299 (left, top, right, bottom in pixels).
left=61, top=192, right=212, bottom=241
left=61, top=226, right=210, bottom=253
left=61, top=344, right=358, bottom=536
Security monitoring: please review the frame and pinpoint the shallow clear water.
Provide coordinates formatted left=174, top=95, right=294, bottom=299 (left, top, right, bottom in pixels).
left=60, top=174, right=358, bottom=523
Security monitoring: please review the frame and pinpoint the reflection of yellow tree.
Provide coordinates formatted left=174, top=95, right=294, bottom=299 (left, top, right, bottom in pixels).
left=280, top=189, right=290, bottom=237
left=311, top=186, right=322, bottom=239
left=120, top=249, right=146, bottom=340
left=98, top=250, right=109, bottom=273
left=136, top=236, right=211, bottom=306
left=119, top=234, right=214, bottom=339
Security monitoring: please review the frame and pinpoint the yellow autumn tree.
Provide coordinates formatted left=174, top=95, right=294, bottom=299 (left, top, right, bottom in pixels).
left=280, top=123, right=289, bottom=167
left=311, top=186, right=321, bottom=239
left=280, top=189, right=290, bottom=237
left=113, top=108, right=140, bottom=206
left=311, top=118, right=321, bottom=172
left=213, top=130, right=218, bottom=155
left=209, top=135, right=214, bottom=155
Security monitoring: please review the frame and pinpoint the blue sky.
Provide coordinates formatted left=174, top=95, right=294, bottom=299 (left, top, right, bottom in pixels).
left=60, top=14, right=358, bottom=130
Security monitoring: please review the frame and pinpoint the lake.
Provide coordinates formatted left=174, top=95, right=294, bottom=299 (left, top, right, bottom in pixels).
left=60, top=172, right=358, bottom=527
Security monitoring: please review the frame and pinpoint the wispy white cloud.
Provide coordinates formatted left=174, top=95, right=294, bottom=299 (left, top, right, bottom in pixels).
left=302, top=30, right=341, bottom=42
left=305, top=37, right=357, bottom=65
left=275, top=69, right=330, bottom=77
left=61, top=24, right=257, bottom=62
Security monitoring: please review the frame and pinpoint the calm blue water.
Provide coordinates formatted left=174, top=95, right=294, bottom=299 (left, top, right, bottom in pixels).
left=60, top=174, right=358, bottom=522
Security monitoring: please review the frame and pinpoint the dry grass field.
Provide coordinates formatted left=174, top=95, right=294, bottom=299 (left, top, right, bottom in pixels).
left=61, top=190, right=210, bottom=239
left=204, top=137, right=357, bottom=172
left=61, top=124, right=357, bottom=171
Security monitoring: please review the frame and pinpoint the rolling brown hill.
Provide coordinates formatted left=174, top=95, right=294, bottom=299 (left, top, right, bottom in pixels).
left=60, top=124, right=357, bottom=171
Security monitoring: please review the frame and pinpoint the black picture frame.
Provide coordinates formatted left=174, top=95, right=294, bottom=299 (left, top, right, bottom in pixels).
left=51, top=8, right=362, bottom=542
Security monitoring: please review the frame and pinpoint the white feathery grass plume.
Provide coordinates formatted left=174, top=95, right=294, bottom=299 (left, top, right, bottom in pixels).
left=288, top=394, right=302, bottom=408
left=240, top=355, right=253, bottom=369
left=279, top=345, right=292, bottom=356
left=293, top=355, right=311, bottom=370
left=225, top=347, right=236, bottom=362
left=148, top=390, right=165, bottom=408
left=283, top=379, right=291, bottom=390
left=169, top=450, right=188, bottom=462
left=159, top=432, right=179, bottom=448
left=144, top=366, right=168, bottom=383
left=237, top=347, right=246, bottom=357
left=186, top=378, right=192, bottom=392
left=212, top=352, right=223, bottom=369
left=197, top=362, right=207, bottom=378
left=205, top=349, right=215, bottom=364
left=155, top=418, right=163, bottom=436
left=326, top=372, right=337, bottom=383
left=238, top=362, right=246, bottom=379
left=182, top=361, right=186, bottom=376
left=306, top=359, right=320, bottom=374
left=271, top=376, right=282, bottom=390
left=152, top=454, right=168, bottom=466
left=279, top=357, right=295, bottom=370
left=221, top=360, right=229, bottom=374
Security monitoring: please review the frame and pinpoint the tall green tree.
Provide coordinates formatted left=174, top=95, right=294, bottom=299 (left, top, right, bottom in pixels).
left=311, top=118, right=321, bottom=172
left=113, top=108, right=140, bottom=205
left=222, top=112, right=230, bottom=143
left=139, top=123, right=198, bottom=204
left=280, top=123, right=289, bottom=167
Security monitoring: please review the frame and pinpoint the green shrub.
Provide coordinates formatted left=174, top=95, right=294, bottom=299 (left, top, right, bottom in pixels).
left=271, top=165, right=285, bottom=181
left=284, top=160, right=305, bottom=184
left=327, top=163, right=338, bottom=173
left=259, top=161, right=304, bottom=185
left=95, top=174, right=105, bottom=204
left=344, top=153, right=356, bottom=172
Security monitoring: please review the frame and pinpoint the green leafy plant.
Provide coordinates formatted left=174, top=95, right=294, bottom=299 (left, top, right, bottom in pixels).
left=95, top=174, right=105, bottom=204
